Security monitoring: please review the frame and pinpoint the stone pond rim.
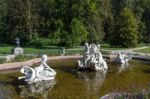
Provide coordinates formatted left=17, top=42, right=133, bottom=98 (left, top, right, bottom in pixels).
left=0, top=55, right=150, bottom=71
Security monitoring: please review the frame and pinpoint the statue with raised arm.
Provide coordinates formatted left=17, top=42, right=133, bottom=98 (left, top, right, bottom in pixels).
left=116, top=51, right=132, bottom=64
left=84, top=42, right=91, bottom=54
left=18, top=55, right=56, bottom=84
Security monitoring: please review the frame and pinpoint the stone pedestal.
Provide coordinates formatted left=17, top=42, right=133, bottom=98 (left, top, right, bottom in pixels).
left=11, top=47, right=24, bottom=55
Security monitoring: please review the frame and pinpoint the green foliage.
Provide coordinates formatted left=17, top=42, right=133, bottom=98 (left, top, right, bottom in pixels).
left=82, top=0, right=105, bottom=43
left=12, top=55, right=38, bottom=62
left=28, top=38, right=59, bottom=47
left=0, top=0, right=150, bottom=47
left=64, top=18, right=88, bottom=48
left=0, top=0, right=7, bottom=39
left=134, top=47, right=150, bottom=53
left=142, top=0, right=150, bottom=43
left=109, top=8, right=139, bottom=47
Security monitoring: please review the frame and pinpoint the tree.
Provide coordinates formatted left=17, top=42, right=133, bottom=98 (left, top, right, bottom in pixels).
left=109, top=8, right=139, bottom=47
left=0, top=0, right=8, bottom=42
left=0, top=0, right=149, bottom=47
left=110, top=0, right=145, bottom=44
left=142, top=0, right=150, bottom=44
left=82, top=0, right=104, bottom=43
left=3, top=0, right=41, bottom=43
left=64, top=18, right=88, bottom=47
left=99, top=0, right=114, bottom=42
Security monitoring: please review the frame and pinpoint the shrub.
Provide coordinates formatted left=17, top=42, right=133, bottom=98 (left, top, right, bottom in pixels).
left=28, top=38, right=59, bottom=47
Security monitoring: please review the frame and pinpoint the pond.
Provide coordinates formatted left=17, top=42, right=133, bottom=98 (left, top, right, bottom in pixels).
left=0, top=59, right=150, bottom=99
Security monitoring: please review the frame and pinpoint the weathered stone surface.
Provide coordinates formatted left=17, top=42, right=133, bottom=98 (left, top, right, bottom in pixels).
left=11, top=47, right=24, bottom=55
left=78, top=43, right=108, bottom=71
left=18, top=55, right=56, bottom=84
left=0, top=55, right=81, bottom=71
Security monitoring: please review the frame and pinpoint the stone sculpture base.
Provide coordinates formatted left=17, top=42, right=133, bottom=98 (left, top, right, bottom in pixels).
left=11, top=47, right=24, bottom=55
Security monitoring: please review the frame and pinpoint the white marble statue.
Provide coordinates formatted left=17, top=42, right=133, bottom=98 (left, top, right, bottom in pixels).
left=116, top=51, right=132, bottom=64
left=78, top=43, right=108, bottom=71
left=84, top=42, right=91, bottom=54
left=18, top=55, right=56, bottom=84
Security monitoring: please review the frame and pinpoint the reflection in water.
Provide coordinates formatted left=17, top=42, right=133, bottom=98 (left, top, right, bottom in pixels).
left=118, top=63, right=131, bottom=73
left=76, top=71, right=107, bottom=97
left=0, top=86, right=11, bottom=99
left=1, top=59, right=150, bottom=98
left=18, top=80, right=56, bottom=99
left=119, top=63, right=129, bottom=73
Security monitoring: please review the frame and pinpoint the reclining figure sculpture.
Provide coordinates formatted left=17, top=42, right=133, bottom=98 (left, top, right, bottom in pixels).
left=18, top=55, right=56, bottom=84
left=78, top=43, right=108, bottom=71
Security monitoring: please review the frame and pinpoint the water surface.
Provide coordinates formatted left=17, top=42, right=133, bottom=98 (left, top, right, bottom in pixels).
left=0, top=59, right=150, bottom=99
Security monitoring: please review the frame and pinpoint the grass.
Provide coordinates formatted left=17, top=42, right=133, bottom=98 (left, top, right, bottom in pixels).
left=0, top=43, right=147, bottom=56
left=0, top=46, right=13, bottom=54
left=0, top=46, right=62, bottom=56
left=0, top=46, right=109, bottom=56
left=0, top=45, right=83, bottom=56
left=12, top=55, right=38, bottom=62
left=134, top=47, right=150, bottom=53
left=101, top=43, right=146, bottom=50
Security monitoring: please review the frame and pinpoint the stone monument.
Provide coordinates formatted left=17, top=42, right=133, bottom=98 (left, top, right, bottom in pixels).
left=78, top=43, right=108, bottom=71
left=18, top=55, right=56, bottom=84
left=11, top=37, right=24, bottom=55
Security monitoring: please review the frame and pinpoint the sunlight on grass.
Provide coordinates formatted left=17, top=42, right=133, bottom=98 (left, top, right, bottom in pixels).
left=134, top=47, right=150, bottom=53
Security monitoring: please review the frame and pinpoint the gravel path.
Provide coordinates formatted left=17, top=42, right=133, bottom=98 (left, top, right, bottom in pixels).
left=104, top=46, right=149, bottom=52
left=107, top=46, right=150, bottom=60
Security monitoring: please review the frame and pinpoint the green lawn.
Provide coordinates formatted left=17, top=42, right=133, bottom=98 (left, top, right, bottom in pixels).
left=0, top=46, right=111, bottom=56
left=0, top=43, right=147, bottom=56
left=0, top=46, right=83, bottom=56
left=0, top=46, right=13, bottom=54
left=0, top=46, right=63, bottom=56
left=134, top=47, right=150, bottom=53
left=101, top=43, right=146, bottom=50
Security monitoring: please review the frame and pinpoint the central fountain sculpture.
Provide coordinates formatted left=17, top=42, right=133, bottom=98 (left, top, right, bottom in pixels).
left=116, top=51, right=132, bottom=64
left=78, top=43, right=108, bottom=71
left=18, top=55, right=56, bottom=84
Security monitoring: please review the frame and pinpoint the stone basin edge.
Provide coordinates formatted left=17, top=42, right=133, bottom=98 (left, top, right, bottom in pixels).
left=0, top=55, right=149, bottom=71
